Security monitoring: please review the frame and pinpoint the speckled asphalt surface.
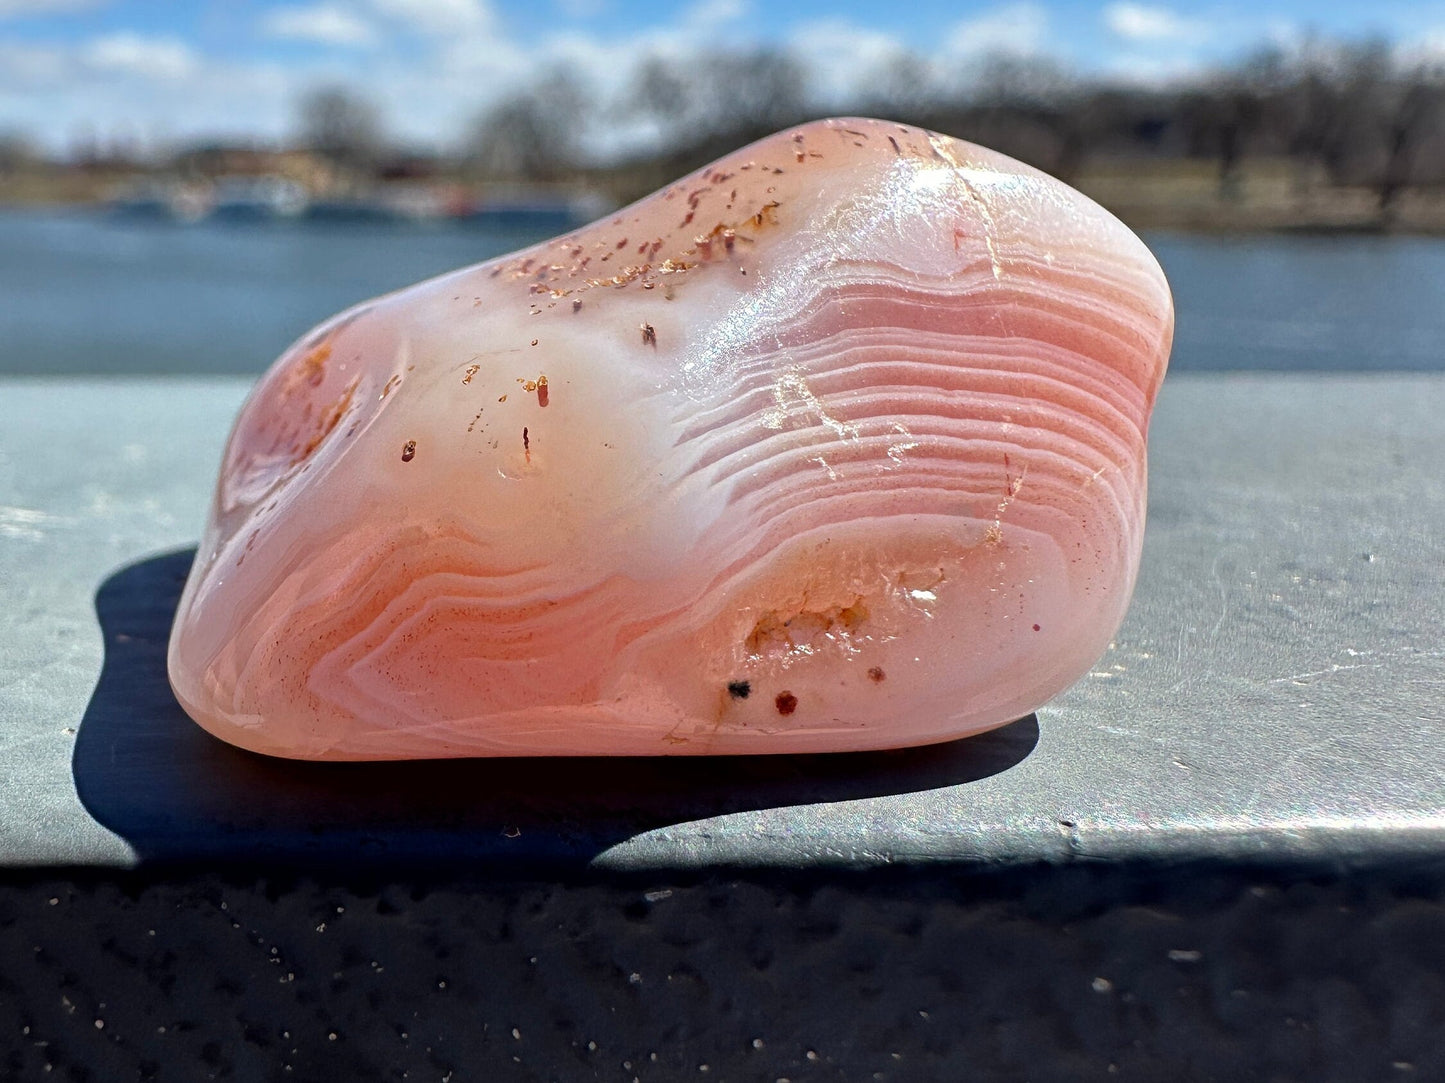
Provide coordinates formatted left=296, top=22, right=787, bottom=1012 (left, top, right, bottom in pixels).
left=4, top=864, right=1444, bottom=1082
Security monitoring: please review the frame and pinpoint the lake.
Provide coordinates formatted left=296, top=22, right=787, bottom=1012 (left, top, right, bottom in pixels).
left=2, top=209, right=1443, bottom=375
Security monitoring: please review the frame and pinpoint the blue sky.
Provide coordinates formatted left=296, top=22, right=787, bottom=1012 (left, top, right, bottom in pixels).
left=3, top=0, right=1443, bottom=153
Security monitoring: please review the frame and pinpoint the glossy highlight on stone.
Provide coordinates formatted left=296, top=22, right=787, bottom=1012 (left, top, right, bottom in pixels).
left=168, top=118, right=1174, bottom=760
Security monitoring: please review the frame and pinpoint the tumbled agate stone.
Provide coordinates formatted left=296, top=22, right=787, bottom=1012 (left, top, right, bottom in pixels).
left=168, top=118, right=1173, bottom=759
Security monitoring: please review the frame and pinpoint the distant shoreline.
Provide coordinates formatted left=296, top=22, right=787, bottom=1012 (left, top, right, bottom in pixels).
left=5, top=156, right=1445, bottom=238
left=1069, top=159, right=1445, bottom=237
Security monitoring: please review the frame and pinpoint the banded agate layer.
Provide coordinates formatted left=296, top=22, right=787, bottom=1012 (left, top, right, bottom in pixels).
left=168, top=118, right=1173, bottom=759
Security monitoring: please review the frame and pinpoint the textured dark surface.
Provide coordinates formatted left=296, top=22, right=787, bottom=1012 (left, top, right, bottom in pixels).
left=3, top=864, right=1445, bottom=1082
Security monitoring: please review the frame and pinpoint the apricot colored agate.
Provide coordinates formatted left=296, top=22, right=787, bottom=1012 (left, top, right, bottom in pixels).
left=168, top=118, right=1173, bottom=759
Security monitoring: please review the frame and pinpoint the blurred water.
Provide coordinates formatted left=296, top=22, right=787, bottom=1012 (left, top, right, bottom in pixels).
left=1152, top=232, right=1445, bottom=373
left=2, top=209, right=1443, bottom=375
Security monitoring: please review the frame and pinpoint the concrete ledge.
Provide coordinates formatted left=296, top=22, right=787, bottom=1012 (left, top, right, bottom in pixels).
left=2, top=374, right=1442, bottom=870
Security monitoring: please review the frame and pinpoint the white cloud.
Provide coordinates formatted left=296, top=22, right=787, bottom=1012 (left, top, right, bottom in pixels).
left=0, top=0, right=104, bottom=16
left=82, top=33, right=198, bottom=80
left=0, top=0, right=1277, bottom=159
left=370, top=0, right=493, bottom=36
left=0, top=40, right=67, bottom=86
left=947, top=2, right=1049, bottom=57
left=0, top=3, right=1035, bottom=155
left=787, top=18, right=921, bottom=107
left=1104, top=3, right=1207, bottom=43
left=433, top=0, right=749, bottom=95
left=1101, top=50, right=1203, bottom=86
left=1394, top=28, right=1445, bottom=66
left=681, top=0, right=747, bottom=31
left=0, top=38, right=315, bottom=154
left=1261, top=18, right=1305, bottom=53
left=262, top=4, right=378, bottom=47
left=432, top=25, right=524, bottom=79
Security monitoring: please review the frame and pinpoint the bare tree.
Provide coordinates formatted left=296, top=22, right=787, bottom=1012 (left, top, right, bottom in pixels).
left=1178, top=73, right=1266, bottom=200
left=629, top=56, right=695, bottom=143
left=1376, top=66, right=1445, bottom=215
left=1316, top=41, right=1394, bottom=188
left=297, top=85, right=384, bottom=177
left=628, top=49, right=808, bottom=150
left=466, top=71, right=590, bottom=182
left=909, top=53, right=1084, bottom=179
left=855, top=49, right=939, bottom=117
left=969, top=52, right=1075, bottom=108
left=1261, top=37, right=1346, bottom=198
left=699, top=51, right=810, bottom=136
left=0, top=130, right=37, bottom=177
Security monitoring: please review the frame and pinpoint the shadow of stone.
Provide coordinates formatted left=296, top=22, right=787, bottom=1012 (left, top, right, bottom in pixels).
left=74, top=548, right=1038, bottom=870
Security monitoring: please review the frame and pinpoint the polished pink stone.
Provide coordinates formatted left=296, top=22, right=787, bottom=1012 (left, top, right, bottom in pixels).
left=168, top=117, right=1173, bottom=759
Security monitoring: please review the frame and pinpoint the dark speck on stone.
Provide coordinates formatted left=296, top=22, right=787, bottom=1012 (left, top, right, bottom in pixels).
left=727, top=681, right=751, bottom=700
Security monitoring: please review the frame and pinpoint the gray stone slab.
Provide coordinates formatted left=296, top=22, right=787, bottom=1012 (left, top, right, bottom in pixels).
left=1, top=374, right=1442, bottom=870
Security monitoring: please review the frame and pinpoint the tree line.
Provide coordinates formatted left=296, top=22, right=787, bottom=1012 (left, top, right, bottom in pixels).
left=260, top=36, right=1445, bottom=221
